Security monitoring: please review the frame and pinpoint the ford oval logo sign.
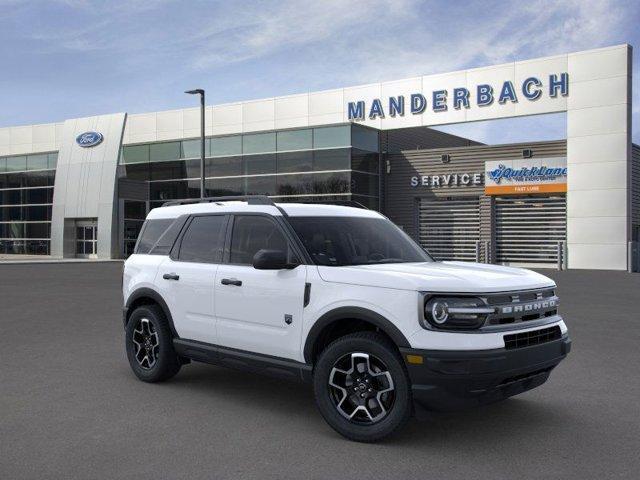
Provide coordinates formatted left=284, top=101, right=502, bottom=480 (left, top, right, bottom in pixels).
left=76, top=131, right=103, bottom=148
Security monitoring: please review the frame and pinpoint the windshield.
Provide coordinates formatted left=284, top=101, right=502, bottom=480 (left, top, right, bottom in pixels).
left=288, top=216, right=433, bottom=266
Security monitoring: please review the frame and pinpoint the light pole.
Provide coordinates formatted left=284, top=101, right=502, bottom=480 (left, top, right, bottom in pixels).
left=185, top=88, right=205, bottom=199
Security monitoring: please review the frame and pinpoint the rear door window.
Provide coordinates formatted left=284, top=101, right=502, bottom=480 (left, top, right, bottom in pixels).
left=178, top=215, right=228, bottom=263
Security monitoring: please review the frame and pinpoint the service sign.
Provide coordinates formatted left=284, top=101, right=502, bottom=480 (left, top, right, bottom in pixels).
left=484, top=157, right=567, bottom=195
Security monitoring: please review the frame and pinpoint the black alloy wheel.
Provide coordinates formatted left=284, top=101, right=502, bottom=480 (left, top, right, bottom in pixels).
left=125, top=304, right=181, bottom=383
left=313, top=332, right=412, bottom=442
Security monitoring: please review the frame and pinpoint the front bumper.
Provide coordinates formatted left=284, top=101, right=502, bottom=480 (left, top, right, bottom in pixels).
left=400, top=334, right=571, bottom=412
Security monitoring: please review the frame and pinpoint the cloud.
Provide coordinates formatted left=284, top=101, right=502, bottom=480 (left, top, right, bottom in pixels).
left=1, top=0, right=637, bottom=142
left=189, top=0, right=417, bottom=70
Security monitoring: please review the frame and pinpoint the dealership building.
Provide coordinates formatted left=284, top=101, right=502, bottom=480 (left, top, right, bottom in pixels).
left=0, top=44, right=637, bottom=271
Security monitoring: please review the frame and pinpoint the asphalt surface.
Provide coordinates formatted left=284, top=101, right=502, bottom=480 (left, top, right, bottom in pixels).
left=1, top=263, right=639, bottom=479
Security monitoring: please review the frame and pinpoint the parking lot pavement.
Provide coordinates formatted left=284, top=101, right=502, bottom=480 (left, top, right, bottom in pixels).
left=1, top=262, right=639, bottom=480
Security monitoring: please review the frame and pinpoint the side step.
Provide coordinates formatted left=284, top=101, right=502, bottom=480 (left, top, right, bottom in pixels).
left=173, top=338, right=312, bottom=383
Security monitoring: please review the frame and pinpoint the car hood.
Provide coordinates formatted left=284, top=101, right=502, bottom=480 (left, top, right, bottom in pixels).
left=317, top=261, right=555, bottom=293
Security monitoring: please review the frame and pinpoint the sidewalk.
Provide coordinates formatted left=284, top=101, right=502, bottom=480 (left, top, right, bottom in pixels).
left=0, top=255, right=123, bottom=264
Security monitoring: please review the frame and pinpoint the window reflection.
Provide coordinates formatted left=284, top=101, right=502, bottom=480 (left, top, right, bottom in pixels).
left=277, top=129, right=312, bottom=151
left=313, top=149, right=350, bottom=171
left=276, top=172, right=349, bottom=196
left=244, top=154, right=276, bottom=175
left=277, top=151, right=312, bottom=173
left=245, top=175, right=276, bottom=196
left=243, top=133, right=276, bottom=154
left=207, top=156, right=242, bottom=177
left=119, top=126, right=380, bottom=216
left=351, top=149, right=379, bottom=173
left=206, top=177, right=243, bottom=196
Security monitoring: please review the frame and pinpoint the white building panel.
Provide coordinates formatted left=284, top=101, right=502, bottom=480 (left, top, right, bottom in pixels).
left=0, top=128, right=10, bottom=156
left=32, top=124, right=56, bottom=144
left=567, top=161, right=627, bottom=191
left=514, top=56, right=568, bottom=116
left=464, top=63, right=516, bottom=122
left=567, top=189, right=627, bottom=218
left=127, top=113, right=157, bottom=135
left=567, top=76, right=629, bottom=110
left=10, top=125, right=33, bottom=145
left=309, top=89, right=343, bottom=116
left=55, top=123, right=64, bottom=147
left=568, top=45, right=630, bottom=82
left=568, top=244, right=628, bottom=270
left=242, top=99, right=275, bottom=132
left=567, top=103, right=628, bottom=138
left=379, top=77, right=423, bottom=129
left=566, top=132, right=629, bottom=165
left=0, top=128, right=10, bottom=146
left=275, top=94, right=308, bottom=120
left=156, top=110, right=183, bottom=134
left=308, top=112, right=344, bottom=127
left=212, top=103, right=241, bottom=135
left=420, top=71, right=468, bottom=126
left=568, top=216, right=626, bottom=244
left=343, top=83, right=383, bottom=128
left=182, top=106, right=214, bottom=138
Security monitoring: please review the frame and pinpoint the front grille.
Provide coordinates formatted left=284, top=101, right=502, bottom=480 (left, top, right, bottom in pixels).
left=504, top=326, right=562, bottom=350
left=484, top=289, right=558, bottom=327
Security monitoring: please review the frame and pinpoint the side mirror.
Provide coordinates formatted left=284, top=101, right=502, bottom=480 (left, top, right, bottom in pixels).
left=252, top=249, right=297, bottom=270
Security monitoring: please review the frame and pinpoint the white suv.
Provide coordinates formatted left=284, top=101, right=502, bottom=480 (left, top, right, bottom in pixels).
left=122, top=196, right=570, bottom=442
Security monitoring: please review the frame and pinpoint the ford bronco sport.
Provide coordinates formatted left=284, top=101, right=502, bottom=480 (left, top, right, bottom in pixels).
left=122, top=196, right=570, bottom=442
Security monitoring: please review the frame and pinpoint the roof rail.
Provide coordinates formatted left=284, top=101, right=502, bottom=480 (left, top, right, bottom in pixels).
left=294, top=200, right=370, bottom=210
left=161, top=195, right=276, bottom=207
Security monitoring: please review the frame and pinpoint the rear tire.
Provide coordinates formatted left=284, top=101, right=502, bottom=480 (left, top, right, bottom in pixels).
left=125, top=304, right=181, bottom=383
left=313, top=332, right=412, bottom=442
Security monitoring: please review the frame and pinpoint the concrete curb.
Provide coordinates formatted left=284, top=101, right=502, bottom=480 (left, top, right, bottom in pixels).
left=0, top=258, right=124, bottom=265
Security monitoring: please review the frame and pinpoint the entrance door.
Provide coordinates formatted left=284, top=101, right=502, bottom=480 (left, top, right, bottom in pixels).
left=76, top=221, right=98, bottom=258
left=419, top=197, right=480, bottom=261
left=215, top=214, right=306, bottom=360
left=495, top=195, right=567, bottom=267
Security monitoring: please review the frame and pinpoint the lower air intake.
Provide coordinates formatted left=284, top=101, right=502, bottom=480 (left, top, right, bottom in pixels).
left=504, top=326, right=562, bottom=350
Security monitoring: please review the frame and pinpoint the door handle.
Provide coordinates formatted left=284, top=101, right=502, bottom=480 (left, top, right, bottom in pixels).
left=163, top=273, right=180, bottom=281
left=221, top=278, right=242, bottom=286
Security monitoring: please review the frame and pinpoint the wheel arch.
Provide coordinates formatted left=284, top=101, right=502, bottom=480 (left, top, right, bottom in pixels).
left=124, top=288, right=179, bottom=338
left=304, top=307, right=410, bottom=364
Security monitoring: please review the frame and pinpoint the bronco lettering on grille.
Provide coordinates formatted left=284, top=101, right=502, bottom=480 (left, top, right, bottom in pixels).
left=501, top=299, right=557, bottom=314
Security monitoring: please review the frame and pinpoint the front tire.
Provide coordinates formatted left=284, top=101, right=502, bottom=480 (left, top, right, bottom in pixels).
left=313, top=332, right=412, bottom=442
left=125, top=304, right=181, bottom=383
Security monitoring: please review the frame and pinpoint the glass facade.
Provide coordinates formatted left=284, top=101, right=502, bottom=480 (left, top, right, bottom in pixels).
left=123, top=200, right=147, bottom=257
left=119, top=125, right=381, bottom=215
left=0, top=152, right=57, bottom=255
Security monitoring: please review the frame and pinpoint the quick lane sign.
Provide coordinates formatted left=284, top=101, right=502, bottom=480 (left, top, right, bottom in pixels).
left=485, top=157, right=567, bottom=195
left=348, top=73, right=569, bottom=120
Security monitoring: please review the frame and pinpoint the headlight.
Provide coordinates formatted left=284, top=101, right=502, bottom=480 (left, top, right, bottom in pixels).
left=422, top=296, right=494, bottom=330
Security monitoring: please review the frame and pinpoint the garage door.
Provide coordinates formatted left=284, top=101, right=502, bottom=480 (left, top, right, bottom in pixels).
left=419, top=197, right=480, bottom=261
left=495, top=195, right=566, bottom=266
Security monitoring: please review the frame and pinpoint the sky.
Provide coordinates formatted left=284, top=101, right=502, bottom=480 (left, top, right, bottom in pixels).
left=0, top=0, right=638, bottom=144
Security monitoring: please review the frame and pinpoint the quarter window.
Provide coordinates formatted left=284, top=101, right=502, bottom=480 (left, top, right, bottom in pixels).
left=178, top=215, right=227, bottom=263
left=229, top=215, right=289, bottom=265
left=136, top=219, right=173, bottom=254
